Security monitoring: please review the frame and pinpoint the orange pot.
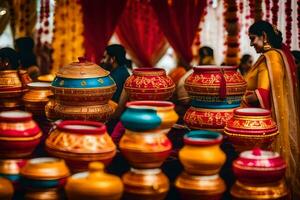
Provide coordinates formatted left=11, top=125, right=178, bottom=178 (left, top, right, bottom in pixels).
left=0, top=177, right=14, bottom=199
left=119, top=130, right=172, bottom=168
left=46, top=120, right=116, bottom=172
left=122, top=168, right=169, bottom=200
left=175, top=173, right=226, bottom=200
left=124, top=68, right=175, bottom=101
left=0, top=70, right=23, bottom=98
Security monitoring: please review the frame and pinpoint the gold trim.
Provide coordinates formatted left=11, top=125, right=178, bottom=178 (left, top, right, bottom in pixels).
left=0, top=132, right=42, bottom=141
left=224, top=130, right=278, bottom=137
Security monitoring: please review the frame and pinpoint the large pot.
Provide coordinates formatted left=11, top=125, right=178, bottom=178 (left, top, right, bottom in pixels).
left=124, top=68, right=175, bottom=101
left=45, top=120, right=116, bottom=172
left=65, top=162, right=123, bottom=200
left=122, top=168, right=169, bottom=200
left=184, top=66, right=247, bottom=108
left=233, top=148, right=286, bottom=184
left=179, top=130, right=226, bottom=175
left=224, top=108, right=279, bottom=152
left=175, top=173, right=226, bottom=200
left=0, top=111, right=42, bottom=158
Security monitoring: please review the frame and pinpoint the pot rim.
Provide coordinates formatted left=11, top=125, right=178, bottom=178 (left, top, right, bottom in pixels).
left=193, top=65, right=238, bottom=71
left=126, top=101, right=174, bottom=110
left=234, top=108, right=271, bottom=116
left=0, top=111, right=32, bottom=122
left=27, top=82, right=51, bottom=89
left=57, top=120, right=106, bottom=135
left=133, top=68, right=166, bottom=76
left=184, top=130, right=223, bottom=146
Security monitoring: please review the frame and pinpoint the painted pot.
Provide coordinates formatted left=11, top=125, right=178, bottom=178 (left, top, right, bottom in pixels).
left=65, top=162, right=123, bottom=200
left=230, top=180, right=289, bottom=200
left=184, top=106, right=235, bottom=132
left=23, top=82, right=53, bottom=117
left=124, top=68, right=175, bottom=101
left=0, top=159, right=26, bottom=189
left=175, top=173, right=226, bottom=200
left=0, top=111, right=42, bottom=158
left=224, top=108, right=279, bottom=152
left=0, top=177, right=14, bottom=200
left=179, top=130, right=226, bottom=175
left=51, top=57, right=116, bottom=104
left=0, top=70, right=23, bottom=98
left=20, top=157, right=70, bottom=189
left=53, top=103, right=114, bottom=123
left=184, top=66, right=247, bottom=107
left=233, top=148, right=286, bottom=184
left=119, top=130, right=172, bottom=168
left=122, top=168, right=169, bottom=200
left=121, top=101, right=178, bottom=132
left=45, top=120, right=116, bottom=172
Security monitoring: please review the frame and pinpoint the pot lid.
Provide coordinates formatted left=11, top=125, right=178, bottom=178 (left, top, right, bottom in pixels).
left=56, top=57, right=109, bottom=79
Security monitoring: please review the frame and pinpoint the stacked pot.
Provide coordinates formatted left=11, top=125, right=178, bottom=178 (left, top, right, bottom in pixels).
left=231, top=148, right=289, bottom=200
left=119, top=101, right=178, bottom=200
left=175, top=130, right=226, bottom=199
left=184, top=66, right=247, bottom=132
left=49, top=57, right=116, bottom=122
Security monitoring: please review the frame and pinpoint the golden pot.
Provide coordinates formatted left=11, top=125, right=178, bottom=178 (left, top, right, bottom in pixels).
left=0, top=177, right=14, bottom=200
left=45, top=120, right=116, bottom=172
left=122, top=168, right=169, bottom=200
left=0, top=70, right=23, bottom=98
left=23, top=82, right=53, bottom=117
left=175, top=173, right=226, bottom=200
left=0, top=98, right=23, bottom=111
left=179, top=130, right=226, bottom=175
left=119, top=130, right=172, bottom=168
left=230, top=180, right=289, bottom=200
left=53, top=103, right=114, bottom=122
left=24, top=188, right=63, bottom=200
left=45, top=96, right=58, bottom=121
left=65, top=162, right=123, bottom=200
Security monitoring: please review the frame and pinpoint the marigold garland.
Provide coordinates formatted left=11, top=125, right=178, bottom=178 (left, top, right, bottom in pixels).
left=271, top=0, right=279, bottom=26
left=36, top=0, right=50, bottom=47
left=265, top=0, right=271, bottom=22
left=254, top=0, right=262, bottom=22
left=285, top=0, right=292, bottom=50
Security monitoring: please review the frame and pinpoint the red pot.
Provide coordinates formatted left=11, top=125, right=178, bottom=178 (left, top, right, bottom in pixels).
left=233, top=148, right=286, bottom=184
left=124, top=68, right=175, bottom=101
left=0, top=111, right=42, bottom=158
left=224, top=108, right=279, bottom=152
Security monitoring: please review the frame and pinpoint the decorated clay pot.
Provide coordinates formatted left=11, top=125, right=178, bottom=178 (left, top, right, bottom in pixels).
left=121, top=101, right=178, bottom=132
left=20, top=157, right=70, bottom=189
left=184, top=107, right=235, bottom=132
left=45, top=95, right=58, bottom=121
left=53, top=103, right=114, bottom=123
left=119, top=130, right=172, bottom=168
left=224, top=108, right=279, bottom=152
left=230, top=180, right=289, bottom=200
left=23, top=82, right=53, bottom=117
left=233, top=148, right=286, bottom=184
left=179, top=130, right=226, bottom=175
left=0, top=111, right=42, bottom=158
left=45, top=120, right=116, bottom=172
left=51, top=57, right=116, bottom=104
left=124, top=68, right=175, bottom=101
left=175, top=173, right=226, bottom=200
left=0, top=177, right=14, bottom=200
left=0, top=70, right=23, bottom=98
left=0, top=159, right=26, bottom=189
left=184, top=66, right=247, bottom=108
left=65, top=162, right=123, bottom=200
left=122, top=168, right=169, bottom=200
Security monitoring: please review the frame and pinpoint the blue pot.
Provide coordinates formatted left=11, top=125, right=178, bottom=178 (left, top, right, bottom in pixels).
left=51, top=76, right=115, bottom=88
left=191, top=97, right=241, bottom=109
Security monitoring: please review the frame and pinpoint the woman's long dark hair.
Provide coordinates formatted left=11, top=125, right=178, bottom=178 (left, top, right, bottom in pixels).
left=248, top=20, right=283, bottom=49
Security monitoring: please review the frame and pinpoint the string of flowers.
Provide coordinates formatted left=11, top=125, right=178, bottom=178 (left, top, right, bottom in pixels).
left=285, top=0, right=292, bottom=49
left=298, top=0, right=300, bottom=48
left=254, top=0, right=262, bottom=22
left=265, top=0, right=271, bottom=22
left=248, top=0, right=255, bottom=20
left=36, top=0, right=50, bottom=47
left=271, top=0, right=279, bottom=26
left=238, top=0, right=243, bottom=15
left=224, top=0, right=240, bottom=66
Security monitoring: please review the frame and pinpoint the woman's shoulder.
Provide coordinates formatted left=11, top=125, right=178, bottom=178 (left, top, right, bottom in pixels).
left=263, top=49, right=283, bottom=60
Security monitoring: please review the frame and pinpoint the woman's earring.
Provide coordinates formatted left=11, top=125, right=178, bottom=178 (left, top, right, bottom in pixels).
left=263, top=41, right=271, bottom=51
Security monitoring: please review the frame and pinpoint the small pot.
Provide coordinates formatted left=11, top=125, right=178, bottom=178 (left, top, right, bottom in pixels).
left=0, top=177, right=14, bottom=199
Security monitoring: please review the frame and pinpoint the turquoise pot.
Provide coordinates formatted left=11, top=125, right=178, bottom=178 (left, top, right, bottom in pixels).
left=51, top=76, right=115, bottom=88
left=121, top=107, right=161, bottom=132
left=191, top=97, right=241, bottom=109
left=21, top=177, right=66, bottom=189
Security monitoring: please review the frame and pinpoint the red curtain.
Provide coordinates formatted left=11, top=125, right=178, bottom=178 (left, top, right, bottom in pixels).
left=81, top=0, right=127, bottom=62
left=116, top=0, right=168, bottom=67
left=151, top=0, right=207, bottom=65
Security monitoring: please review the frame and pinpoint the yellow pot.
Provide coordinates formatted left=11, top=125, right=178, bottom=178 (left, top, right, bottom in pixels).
left=179, top=130, right=226, bottom=175
left=0, top=177, right=14, bottom=200
left=65, top=162, right=123, bottom=200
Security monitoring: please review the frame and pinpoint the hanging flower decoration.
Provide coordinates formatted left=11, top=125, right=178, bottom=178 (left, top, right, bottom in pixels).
left=36, top=0, right=50, bottom=47
left=238, top=0, right=243, bottom=15
left=254, top=0, right=262, bottom=22
left=248, top=0, right=255, bottom=20
left=51, top=0, right=85, bottom=74
left=298, top=0, right=300, bottom=48
left=271, top=0, right=279, bottom=26
left=285, top=0, right=292, bottom=49
left=224, top=0, right=240, bottom=66
left=265, top=0, right=271, bottom=22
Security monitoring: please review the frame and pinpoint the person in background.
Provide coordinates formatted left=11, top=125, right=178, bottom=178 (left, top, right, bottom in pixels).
left=238, top=54, right=253, bottom=76
left=15, top=37, right=40, bottom=80
left=0, top=47, right=19, bottom=70
left=242, top=20, right=300, bottom=197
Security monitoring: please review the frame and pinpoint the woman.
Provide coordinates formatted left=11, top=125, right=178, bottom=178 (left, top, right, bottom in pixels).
left=242, top=20, right=300, bottom=196
left=238, top=54, right=253, bottom=76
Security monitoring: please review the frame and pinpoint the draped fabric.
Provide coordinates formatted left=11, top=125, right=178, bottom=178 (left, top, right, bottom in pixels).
left=116, top=0, right=168, bottom=67
left=81, top=0, right=127, bottom=63
left=151, top=0, right=207, bottom=65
